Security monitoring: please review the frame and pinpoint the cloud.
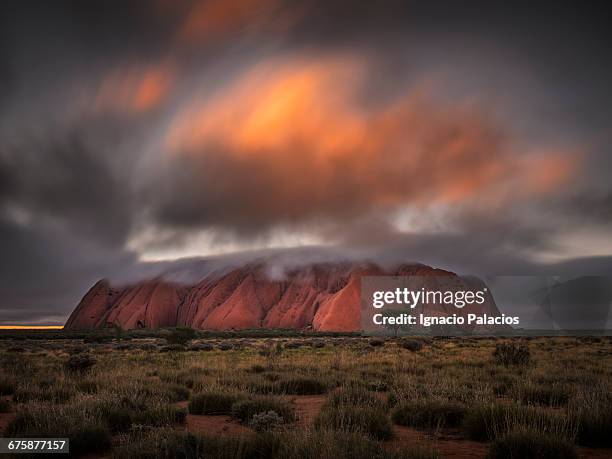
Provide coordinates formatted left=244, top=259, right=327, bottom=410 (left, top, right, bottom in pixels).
left=92, top=63, right=176, bottom=114
left=0, top=125, right=134, bottom=246
left=146, top=55, right=579, bottom=238
left=176, top=0, right=286, bottom=44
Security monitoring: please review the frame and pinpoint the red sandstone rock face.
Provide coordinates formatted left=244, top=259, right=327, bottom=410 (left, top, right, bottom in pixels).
left=65, top=261, right=501, bottom=331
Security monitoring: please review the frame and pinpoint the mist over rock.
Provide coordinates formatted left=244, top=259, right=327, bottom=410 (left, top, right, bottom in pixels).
left=65, top=261, right=503, bottom=331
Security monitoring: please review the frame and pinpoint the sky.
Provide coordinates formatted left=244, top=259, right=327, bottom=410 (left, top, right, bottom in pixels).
left=1, top=0, right=612, bottom=325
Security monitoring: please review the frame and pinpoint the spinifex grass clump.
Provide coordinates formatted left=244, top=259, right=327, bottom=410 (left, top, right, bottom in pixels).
left=392, top=399, right=467, bottom=429
left=399, top=339, right=423, bottom=352
left=189, top=390, right=246, bottom=415
left=315, top=405, right=394, bottom=440
left=315, top=386, right=393, bottom=440
left=13, top=382, right=75, bottom=403
left=328, top=386, right=386, bottom=409
left=462, top=402, right=574, bottom=442
left=570, top=384, right=612, bottom=447
left=487, top=431, right=578, bottom=459
left=277, top=376, right=329, bottom=395
left=231, top=396, right=295, bottom=424
left=7, top=406, right=112, bottom=456
left=493, top=343, right=530, bottom=367
left=520, top=382, right=573, bottom=407
left=64, top=353, right=96, bottom=373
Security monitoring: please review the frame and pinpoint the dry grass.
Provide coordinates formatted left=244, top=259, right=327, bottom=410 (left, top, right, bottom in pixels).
left=0, top=334, right=610, bottom=457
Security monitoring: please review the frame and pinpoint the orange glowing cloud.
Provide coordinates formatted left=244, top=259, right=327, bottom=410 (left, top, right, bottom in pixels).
left=155, top=55, right=579, bottom=230
left=520, top=152, right=580, bottom=195
left=167, top=57, right=366, bottom=158
left=93, top=64, right=175, bottom=114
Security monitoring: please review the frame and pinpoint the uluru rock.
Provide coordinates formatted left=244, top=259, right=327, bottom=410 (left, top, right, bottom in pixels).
left=65, top=261, right=505, bottom=331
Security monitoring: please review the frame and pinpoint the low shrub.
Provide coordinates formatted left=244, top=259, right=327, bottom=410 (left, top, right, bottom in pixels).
left=165, top=327, right=197, bottom=346
left=64, top=353, right=96, bottom=373
left=400, top=339, right=423, bottom=352
left=392, top=400, right=466, bottom=429
left=369, top=339, right=385, bottom=347
left=250, top=410, right=284, bottom=432
left=487, top=431, right=577, bottom=459
left=493, top=343, right=530, bottom=366
left=231, top=396, right=295, bottom=424
left=278, top=377, right=328, bottom=395
left=189, top=391, right=245, bottom=415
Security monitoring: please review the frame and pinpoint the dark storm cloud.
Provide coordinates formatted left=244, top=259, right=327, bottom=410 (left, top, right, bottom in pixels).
left=1, top=0, right=612, bottom=324
left=0, top=217, right=137, bottom=325
left=560, top=191, right=612, bottom=224
left=0, top=124, right=134, bottom=246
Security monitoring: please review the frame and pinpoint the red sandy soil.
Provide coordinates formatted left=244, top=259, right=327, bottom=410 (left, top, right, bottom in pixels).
left=577, top=448, right=612, bottom=459
left=389, top=425, right=487, bottom=459
left=184, top=414, right=253, bottom=437
left=175, top=401, right=253, bottom=437
left=290, top=395, right=327, bottom=427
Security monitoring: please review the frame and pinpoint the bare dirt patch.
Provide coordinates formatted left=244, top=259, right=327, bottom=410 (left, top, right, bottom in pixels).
left=289, top=395, right=327, bottom=426
left=577, top=447, right=612, bottom=459
left=389, top=425, right=488, bottom=459
left=184, top=414, right=253, bottom=437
